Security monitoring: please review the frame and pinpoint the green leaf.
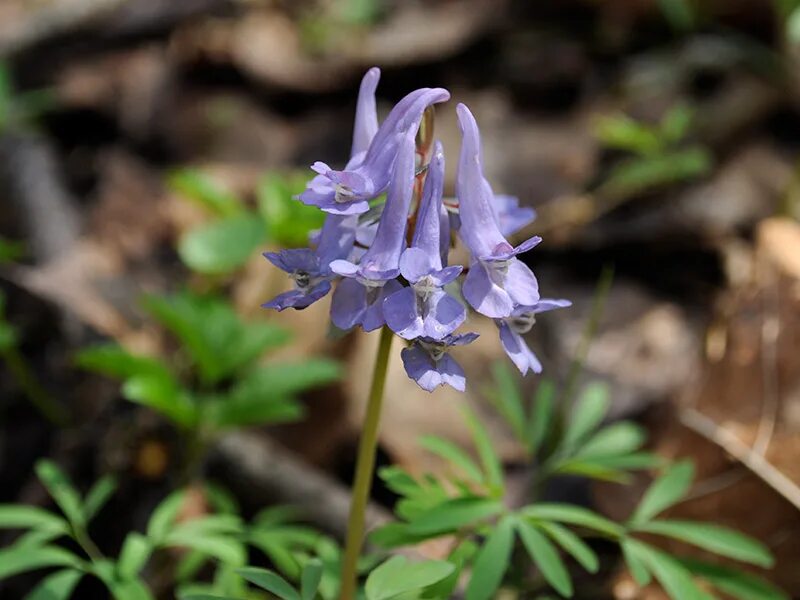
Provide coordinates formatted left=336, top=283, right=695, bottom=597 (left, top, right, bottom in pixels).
left=636, top=520, right=773, bottom=567
left=465, top=516, right=515, bottom=600
left=300, top=559, right=323, bottom=600
left=35, top=461, right=85, bottom=527
left=168, top=169, right=242, bottom=217
left=536, top=521, right=599, bottom=574
left=0, top=545, right=81, bottom=580
left=122, top=374, right=196, bottom=428
left=522, top=504, right=623, bottom=538
left=23, top=568, right=83, bottom=600
left=365, top=556, right=454, bottom=600
left=629, top=461, right=694, bottom=525
left=574, top=422, right=645, bottom=459
left=552, top=460, right=630, bottom=483
left=180, top=596, right=241, bottom=600
left=599, top=147, right=712, bottom=200
left=418, top=435, right=483, bottom=483
left=74, top=345, right=169, bottom=380
left=237, top=567, right=300, bottom=600
left=485, top=362, right=526, bottom=443
left=83, top=476, right=117, bottom=522
left=562, top=383, right=610, bottom=449
left=660, top=104, right=693, bottom=144
left=118, top=532, right=152, bottom=579
left=621, top=539, right=652, bottom=586
left=594, top=114, right=662, bottom=156
left=516, top=519, right=573, bottom=597
left=146, top=490, right=185, bottom=542
left=406, top=497, right=504, bottom=537
left=680, top=558, right=789, bottom=600
left=0, top=505, right=68, bottom=532
left=178, top=213, right=266, bottom=274
left=624, top=540, right=712, bottom=600
left=656, top=0, right=697, bottom=32
left=142, top=293, right=289, bottom=384
left=257, top=173, right=326, bottom=248
left=208, top=360, right=341, bottom=429
left=164, top=530, right=246, bottom=566
left=462, top=405, right=504, bottom=494
left=527, top=379, right=556, bottom=456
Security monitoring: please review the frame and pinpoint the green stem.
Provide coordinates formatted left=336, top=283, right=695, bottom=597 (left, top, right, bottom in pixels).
left=339, top=326, right=393, bottom=600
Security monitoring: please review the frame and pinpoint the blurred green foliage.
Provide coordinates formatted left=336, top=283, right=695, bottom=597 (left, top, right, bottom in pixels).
left=594, top=104, right=712, bottom=200
left=76, top=291, right=340, bottom=445
left=168, top=170, right=325, bottom=276
left=0, top=63, right=54, bottom=134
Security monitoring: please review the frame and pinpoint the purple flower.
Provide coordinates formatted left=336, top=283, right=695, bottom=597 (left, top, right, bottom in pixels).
left=455, top=103, right=541, bottom=319
left=299, top=84, right=450, bottom=215
left=401, top=332, right=479, bottom=392
left=495, top=194, right=536, bottom=237
left=329, top=129, right=416, bottom=331
left=262, top=213, right=357, bottom=311
left=384, top=141, right=465, bottom=340
left=496, top=299, right=571, bottom=374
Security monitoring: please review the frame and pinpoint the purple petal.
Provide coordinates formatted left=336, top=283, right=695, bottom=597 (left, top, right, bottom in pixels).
left=315, top=214, right=358, bottom=273
left=399, top=247, right=436, bottom=283
left=400, top=345, right=465, bottom=392
left=455, top=103, right=511, bottom=260
left=498, top=321, right=542, bottom=375
left=362, top=280, right=403, bottom=332
left=410, top=140, right=445, bottom=266
left=495, top=194, right=537, bottom=237
left=329, top=259, right=360, bottom=278
left=358, top=129, right=415, bottom=277
left=352, top=67, right=380, bottom=157
left=330, top=278, right=367, bottom=330
left=261, top=281, right=331, bottom=312
left=263, top=249, right=318, bottom=275
left=439, top=203, right=451, bottom=267
left=423, top=292, right=466, bottom=339
left=530, top=298, right=572, bottom=313
left=428, top=265, right=462, bottom=287
left=384, top=286, right=424, bottom=339
left=504, top=260, right=540, bottom=307
left=448, top=332, right=480, bottom=346
left=437, top=354, right=467, bottom=392
left=462, top=260, right=514, bottom=319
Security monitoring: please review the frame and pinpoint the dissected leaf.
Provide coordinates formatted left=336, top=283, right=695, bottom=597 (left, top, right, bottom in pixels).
left=625, top=540, right=712, bottom=600
left=527, top=379, right=556, bottom=456
left=146, top=490, right=185, bottom=542
left=83, top=476, right=117, bottom=522
left=465, top=516, right=515, bottom=600
left=629, top=461, right=694, bottom=525
left=536, top=521, right=599, bottom=574
left=485, top=361, right=526, bottom=443
left=237, top=567, right=300, bottom=600
left=405, top=497, right=504, bottom=537
left=23, top=568, right=83, bottom=600
left=522, top=504, right=623, bottom=538
left=118, top=532, right=152, bottom=579
left=636, top=520, right=773, bottom=567
left=516, top=519, right=573, bottom=597
left=364, top=556, right=454, bottom=600
left=562, top=383, right=610, bottom=449
left=35, top=461, right=84, bottom=527
left=0, top=505, right=68, bottom=533
left=574, top=422, right=646, bottom=459
left=257, top=173, right=325, bottom=248
left=418, top=435, right=484, bottom=483
left=621, top=538, right=652, bottom=586
left=0, top=545, right=81, bottom=580
left=462, top=405, right=504, bottom=494
left=680, top=558, right=789, bottom=600
left=300, top=559, right=324, bottom=600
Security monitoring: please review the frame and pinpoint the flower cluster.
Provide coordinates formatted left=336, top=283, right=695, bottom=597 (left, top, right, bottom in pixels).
left=263, top=68, right=570, bottom=392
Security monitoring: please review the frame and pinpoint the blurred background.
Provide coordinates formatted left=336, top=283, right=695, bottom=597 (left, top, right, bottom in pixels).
left=1, top=0, right=800, bottom=598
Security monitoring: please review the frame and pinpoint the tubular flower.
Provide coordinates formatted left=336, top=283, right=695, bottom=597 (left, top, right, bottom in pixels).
left=384, top=142, right=465, bottom=340
left=495, top=299, right=572, bottom=374
left=262, top=69, right=569, bottom=391
left=299, top=85, right=450, bottom=215
left=400, top=332, right=479, bottom=392
left=456, top=103, right=541, bottom=319
left=328, top=129, right=416, bottom=331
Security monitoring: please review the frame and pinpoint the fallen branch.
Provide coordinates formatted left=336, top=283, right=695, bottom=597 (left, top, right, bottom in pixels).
left=679, top=407, right=800, bottom=512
